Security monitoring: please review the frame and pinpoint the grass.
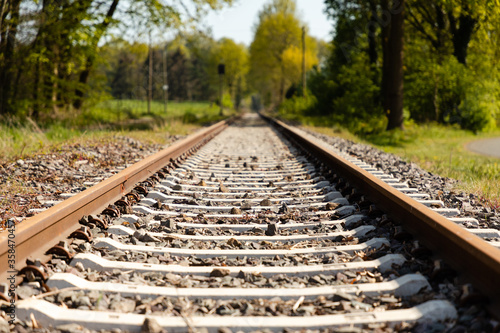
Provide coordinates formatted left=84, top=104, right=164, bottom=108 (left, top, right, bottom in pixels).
left=0, top=100, right=235, bottom=162
left=304, top=122, right=500, bottom=209
left=3, top=100, right=498, bottom=208
left=79, top=99, right=229, bottom=128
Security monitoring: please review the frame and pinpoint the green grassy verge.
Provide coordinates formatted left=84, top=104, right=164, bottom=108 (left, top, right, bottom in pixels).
left=79, top=100, right=230, bottom=128
left=0, top=100, right=235, bottom=162
left=304, top=122, right=500, bottom=209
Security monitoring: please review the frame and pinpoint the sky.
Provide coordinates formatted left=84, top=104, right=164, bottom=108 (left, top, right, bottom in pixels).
left=203, top=0, right=333, bottom=45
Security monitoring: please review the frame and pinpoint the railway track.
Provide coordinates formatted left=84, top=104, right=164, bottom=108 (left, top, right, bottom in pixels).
left=1, top=113, right=500, bottom=332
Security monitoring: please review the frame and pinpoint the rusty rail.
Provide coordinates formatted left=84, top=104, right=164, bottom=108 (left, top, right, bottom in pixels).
left=0, top=119, right=230, bottom=283
left=266, top=115, right=500, bottom=316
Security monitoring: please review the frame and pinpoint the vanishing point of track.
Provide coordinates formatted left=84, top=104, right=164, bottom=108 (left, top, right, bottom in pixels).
left=1, top=113, right=500, bottom=331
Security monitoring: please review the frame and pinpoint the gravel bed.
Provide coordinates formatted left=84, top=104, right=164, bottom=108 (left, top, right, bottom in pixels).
left=115, top=235, right=360, bottom=250
left=12, top=218, right=495, bottom=332
left=3, top=119, right=499, bottom=332
left=304, top=129, right=500, bottom=230
left=17, top=213, right=425, bottom=291
left=43, top=291, right=411, bottom=316
left=95, top=250, right=359, bottom=267
left=0, top=136, right=182, bottom=229
left=302, top=128, right=500, bottom=332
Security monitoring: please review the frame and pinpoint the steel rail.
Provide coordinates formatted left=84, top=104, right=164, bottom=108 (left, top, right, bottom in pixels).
left=0, top=119, right=231, bottom=283
left=265, top=115, right=500, bottom=316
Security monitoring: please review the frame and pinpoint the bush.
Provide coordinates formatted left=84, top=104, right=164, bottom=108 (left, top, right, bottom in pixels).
left=279, top=92, right=317, bottom=119
left=307, top=66, right=337, bottom=115
left=459, top=91, right=498, bottom=133
left=304, top=44, right=385, bottom=135
left=405, top=52, right=498, bottom=133
left=329, top=52, right=384, bottom=135
left=182, top=111, right=198, bottom=124
left=215, top=92, right=234, bottom=110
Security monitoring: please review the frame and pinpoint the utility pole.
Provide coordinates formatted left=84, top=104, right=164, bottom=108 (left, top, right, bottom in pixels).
left=301, top=26, right=306, bottom=96
left=218, top=64, right=225, bottom=116
left=147, top=30, right=153, bottom=115
left=163, top=45, right=168, bottom=115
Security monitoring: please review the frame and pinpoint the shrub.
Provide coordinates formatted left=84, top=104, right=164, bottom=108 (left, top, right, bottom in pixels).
left=182, top=111, right=199, bottom=124
left=304, top=44, right=385, bottom=135
left=279, top=92, right=317, bottom=118
left=405, top=53, right=498, bottom=132
left=459, top=90, right=498, bottom=133
left=215, top=92, right=234, bottom=110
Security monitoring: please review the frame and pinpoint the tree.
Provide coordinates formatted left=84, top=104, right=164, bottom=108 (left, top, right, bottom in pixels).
left=0, top=0, right=234, bottom=119
left=73, top=0, right=119, bottom=109
left=208, top=38, right=248, bottom=109
left=406, top=1, right=472, bottom=65
left=314, top=0, right=499, bottom=133
left=165, top=33, right=216, bottom=101
left=100, top=40, right=149, bottom=99
left=403, top=0, right=500, bottom=128
left=324, top=0, right=406, bottom=130
left=0, top=0, right=22, bottom=115
left=382, top=0, right=405, bottom=130
left=324, top=0, right=378, bottom=65
left=101, top=32, right=224, bottom=103
left=249, top=0, right=318, bottom=105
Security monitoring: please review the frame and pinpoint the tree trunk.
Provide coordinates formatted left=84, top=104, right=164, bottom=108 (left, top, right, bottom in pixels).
left=279, top=62, right=285, bottom=104
left=380, top=0, right=390, bottom=115
left=383, top=0, right=405, bottom=131
left=448, top=12, right=475, bottom=65
left=301, top=26, right=306, bottom=94
left=0, top=0, right=8, bottom=36
left=32, top=59, right=41, bottom=120
left=73, top=0, right=119, bottom=109
left=434, top=4, right=446, bottom=52
left=367, top=0, right=378, bottom=65
left=0, top=0, right=21, bottom=116
left=147, top=37, right=152, bottom=114
left=51, top=60, right=59, bottom=113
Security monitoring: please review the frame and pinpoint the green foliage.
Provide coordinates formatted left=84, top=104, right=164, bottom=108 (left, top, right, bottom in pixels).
left=0, top=0, right=234, bottom=119
left=403, top=1, right=500, bottom=132
left=99, top=33, right=250, bottom=109
left=213, top=92, right=234, bottom=110
left=99, top=35, right=216, bottom=103
left=406, top=54, right=461, bottom=123
left=363, top=119, right=418, bottom=147
left=329, top=52, right=384, bottom=134
left=87, top=99, right=230, bottom=127
left=208, top=38, right=249, bottom=106
left=45, top=125, right=78, bottom=142
left=278, top=92, right=317, bottom=121
left=249, top=0, right=318, bottom=105
left=82, top=100, right=225, bottom=126
left=182, top=111, right=199, bottom=124
left=0, top=116, right=64, bottom=159
left=459, top=90, right=498, bottom=133
left=306, top=0, right=500, bottom=134
left=302, top=41, right=385, bottom=135
left=405, top=51, right=498, bottom=132
left=306, top=67, right=336, bottom=113
left=221, top=93, right=234, bottom=109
